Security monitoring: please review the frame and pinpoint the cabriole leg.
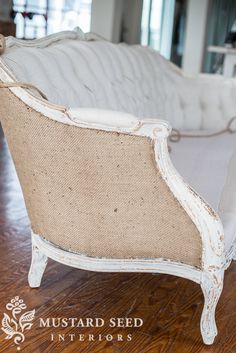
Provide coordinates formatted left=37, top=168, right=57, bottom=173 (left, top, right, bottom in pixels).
left=28, top=237, right=48, bottom=288
left=200, top=269, right=224, bottom=345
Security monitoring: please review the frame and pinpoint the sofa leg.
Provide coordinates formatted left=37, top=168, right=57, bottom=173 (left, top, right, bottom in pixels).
left=200, top=269, right=224, bottom=345
left=28, top=243, right=48, bottom=288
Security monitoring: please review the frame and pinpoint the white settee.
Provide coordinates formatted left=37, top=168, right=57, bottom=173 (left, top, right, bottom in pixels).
left=0, top=29, right=235, bottom=345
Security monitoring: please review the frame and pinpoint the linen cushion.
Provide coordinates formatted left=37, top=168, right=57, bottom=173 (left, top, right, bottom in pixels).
left=170, top=133, right=236, bottom=251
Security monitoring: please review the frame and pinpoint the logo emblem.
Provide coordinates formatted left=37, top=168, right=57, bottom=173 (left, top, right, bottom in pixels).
left=1, top=296, right=35, bottom=350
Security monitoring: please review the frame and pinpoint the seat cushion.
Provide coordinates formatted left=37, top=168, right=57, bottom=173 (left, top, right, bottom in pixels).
left=218, top=150, right=236, bottom=253
left=170, top=132, right=236, bottom=251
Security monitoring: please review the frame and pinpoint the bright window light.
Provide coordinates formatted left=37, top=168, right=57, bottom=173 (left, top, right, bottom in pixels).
left=12, top=0, right=92, bottom=39
left=141, top=0, right=175, bottom=59
left=141, top=0, right=163, bottom=51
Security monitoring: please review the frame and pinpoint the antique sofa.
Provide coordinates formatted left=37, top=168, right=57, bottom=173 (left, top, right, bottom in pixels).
left=0, top=28, right=235, bottom=345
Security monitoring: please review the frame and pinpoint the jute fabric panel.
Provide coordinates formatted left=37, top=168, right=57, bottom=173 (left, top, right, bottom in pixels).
left=0, top=89, right=202, bottom=267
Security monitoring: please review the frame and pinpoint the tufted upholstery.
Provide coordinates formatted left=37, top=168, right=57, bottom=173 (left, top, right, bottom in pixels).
left=2, top=39, right=236, bottom=130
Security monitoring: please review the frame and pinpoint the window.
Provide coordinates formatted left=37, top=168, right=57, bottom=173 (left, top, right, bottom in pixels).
left=141, top=0, right=163, bottom=51
left=12, top=0, right=92, bottom=39
left=141, top=0, right=175, bottom=59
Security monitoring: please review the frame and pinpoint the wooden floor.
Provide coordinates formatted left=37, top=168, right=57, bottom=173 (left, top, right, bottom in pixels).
left=0, top=128, right=236, bottom=353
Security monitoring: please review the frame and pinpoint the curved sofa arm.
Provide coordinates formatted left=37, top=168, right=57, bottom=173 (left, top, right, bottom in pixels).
left=68, top=107, right=225, bottom=271
left=66, top=107, right=171, bottom=138
left=0, top=74, right=225, bottom=273
left=147, top=120, right=225, bottom=272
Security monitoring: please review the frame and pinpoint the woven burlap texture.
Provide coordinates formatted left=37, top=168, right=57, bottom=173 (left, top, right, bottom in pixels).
left=0, top=88, right=202, bottom=267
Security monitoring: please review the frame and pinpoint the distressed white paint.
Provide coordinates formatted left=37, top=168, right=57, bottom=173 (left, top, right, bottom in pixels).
left=200, top=270, right=224, bottom=345
left=31, top=232, right=201, bottom=283
left=0, top=29, right=235, bottom=345
left=28, top=238, right=48, bottom=288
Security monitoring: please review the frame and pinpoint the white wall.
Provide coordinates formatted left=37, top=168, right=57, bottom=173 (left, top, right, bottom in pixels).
left=182, top=0, right=210, bottom=73
left=90, top=0, right=143, bottom=44
left=123, top=0, right=143, bottom=44
left=90, top=0, right=123, bottom=43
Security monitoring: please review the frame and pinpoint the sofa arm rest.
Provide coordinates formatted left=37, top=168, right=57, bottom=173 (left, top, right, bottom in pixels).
left=68, top=107, right=225, bottom=272
left=66, top=107, right=171, bottom=138
left=1, top=80, right=225, bottom=273
left=150, top=120, right=226, bottom=272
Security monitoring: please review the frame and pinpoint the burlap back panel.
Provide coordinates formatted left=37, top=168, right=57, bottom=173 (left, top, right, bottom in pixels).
left=0, top=89, right=202, bottom=267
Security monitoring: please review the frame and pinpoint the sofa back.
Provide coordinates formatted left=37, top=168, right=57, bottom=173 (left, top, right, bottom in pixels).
left=2, top=38, right=170, bottom=117
left=1, top=30, right=236, bottom=130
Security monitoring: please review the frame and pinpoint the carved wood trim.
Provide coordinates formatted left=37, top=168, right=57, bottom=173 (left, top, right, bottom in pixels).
left=31, top=232, right=202, bottom=284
